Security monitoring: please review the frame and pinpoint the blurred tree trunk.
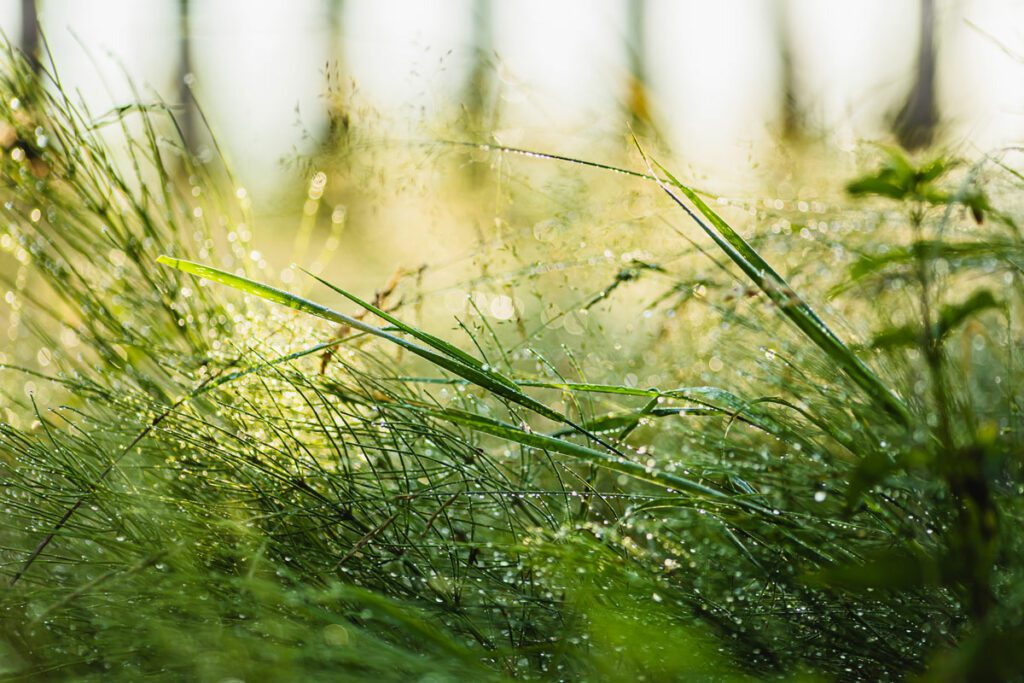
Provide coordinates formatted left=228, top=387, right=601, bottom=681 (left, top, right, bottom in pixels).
left=625, top=0, right=656, bottom=137
left=463, top=0, right=494, bottom=139
left=774, top=0, right=802, bottom=140
left=459, top=0, right=496, bottom=185
left=177, top=0, right=196, bottom=153
left=894, top=0, right=938, bottom=149
left=20, top=0, right=39, bottom=73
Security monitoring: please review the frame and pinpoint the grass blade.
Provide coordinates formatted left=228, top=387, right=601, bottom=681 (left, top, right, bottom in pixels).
left=301, top=268, right=521, bottom=392
left=428, top=407, right=773, bottom=515
left=638, top=155, right=911, bottom=427
left=156, top=256, right=567, bottom=425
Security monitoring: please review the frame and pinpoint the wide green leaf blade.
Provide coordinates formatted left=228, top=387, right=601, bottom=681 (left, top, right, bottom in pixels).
left=302, top=268, right=521, bottom=393
left=156, top=256, right=566, bottom=424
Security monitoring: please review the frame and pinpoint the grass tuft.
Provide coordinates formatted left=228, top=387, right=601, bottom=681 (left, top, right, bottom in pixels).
left=0, top=45, right=1022, bottom=682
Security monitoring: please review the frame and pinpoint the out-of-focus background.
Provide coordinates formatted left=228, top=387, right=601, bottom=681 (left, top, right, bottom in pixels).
left=2, top=0, right=1023, bottom=309
left=2, top=0, right=1021, bottom=200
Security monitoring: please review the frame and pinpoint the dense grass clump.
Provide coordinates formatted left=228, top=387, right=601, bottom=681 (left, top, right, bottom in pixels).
left=1, top=49, right=1023, bottom=681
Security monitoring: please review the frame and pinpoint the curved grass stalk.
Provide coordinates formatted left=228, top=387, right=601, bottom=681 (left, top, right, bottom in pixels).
left=439, top=137, right=912, bottom=427
left=637, top=151, right=912, bottom=428
left=156, top=256, right=782, bottom=518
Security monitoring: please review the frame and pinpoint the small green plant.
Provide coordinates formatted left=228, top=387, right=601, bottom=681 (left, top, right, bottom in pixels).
left=841, top=147, right=1014, bottom=630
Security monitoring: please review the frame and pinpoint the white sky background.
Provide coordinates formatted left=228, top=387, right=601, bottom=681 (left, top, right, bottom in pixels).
left=343, top=0, right=474, bottom=121
left=189, top=0, right=330, bottom=187
left=490, top=0, right=627, bottom=147
left=645, top=0, right=786, bottom=182
left=0, top=0, right=1021, bottom=196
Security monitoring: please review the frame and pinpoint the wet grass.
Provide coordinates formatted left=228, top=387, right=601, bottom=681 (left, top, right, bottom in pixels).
left=1, top=48, right=1023, bottom=681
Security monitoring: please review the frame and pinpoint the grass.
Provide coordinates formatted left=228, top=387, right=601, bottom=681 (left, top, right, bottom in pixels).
left=1, top=46, right=1023, bottom=682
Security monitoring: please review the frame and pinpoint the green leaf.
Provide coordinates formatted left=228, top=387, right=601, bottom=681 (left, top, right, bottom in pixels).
left=868, top=325, right=920, bottom=350
left=846, top=150, right=957, bottom=203
left=937, top=289, right=1002, bottom=337
left=844, top=449, right=900, bottom=507
left=549, top=406, right=719, bottom=438
left=844, top=240, right=1024, bottom=286
left=869, top=290, right=1002, bottom=350
left=803, top=547, right=944, bottom=592
left=847, top=172, right=909, bottom=200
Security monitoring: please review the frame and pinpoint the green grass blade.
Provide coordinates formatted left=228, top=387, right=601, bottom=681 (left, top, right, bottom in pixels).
left=643, top=159, right=911, bottom=427
left=404, top=378, right=836, bottom=441
left=156, top=256, right=567, bottom=424
left=301, top=268, right=522, bottom=393
left=428, top=407, right=773, bottom=514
